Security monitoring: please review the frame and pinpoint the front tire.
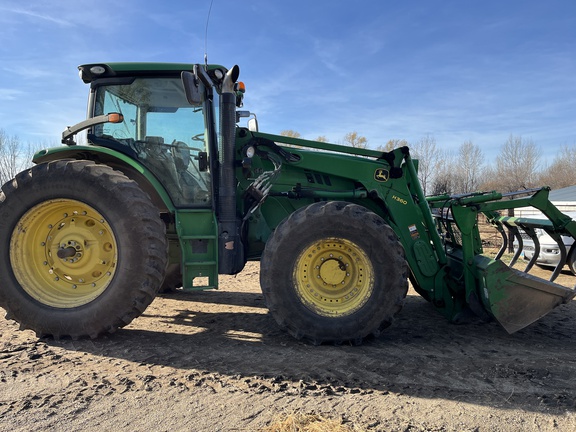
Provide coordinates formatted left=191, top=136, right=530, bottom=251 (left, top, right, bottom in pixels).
left=0, top=160, right=167, bottom=339
left=260, top=201, right=408, bottom=345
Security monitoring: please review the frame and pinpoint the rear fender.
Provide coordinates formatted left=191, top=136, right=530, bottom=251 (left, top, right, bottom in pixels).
left=33, top=146, right=175, bottom=212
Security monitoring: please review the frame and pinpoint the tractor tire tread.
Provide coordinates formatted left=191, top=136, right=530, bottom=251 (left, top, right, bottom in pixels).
left=261, top=201, right=408, bottom=345
left=0, top=160, right=167, bottom=340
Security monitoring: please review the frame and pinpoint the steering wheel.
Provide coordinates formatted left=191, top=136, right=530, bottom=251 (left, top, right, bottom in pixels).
left=192, top=133, right=204, bottom=142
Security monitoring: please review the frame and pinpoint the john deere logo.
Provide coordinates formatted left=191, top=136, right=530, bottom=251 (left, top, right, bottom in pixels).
left=374, top=168, right=389, bottom=182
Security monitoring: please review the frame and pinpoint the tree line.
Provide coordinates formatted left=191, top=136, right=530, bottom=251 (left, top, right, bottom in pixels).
left=2, top=127, right=575, bottom=197
left=280, top=129, right=576, bottom=196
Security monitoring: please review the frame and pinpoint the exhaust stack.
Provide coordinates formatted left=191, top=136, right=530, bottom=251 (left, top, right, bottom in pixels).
left=218, top=65, right=245, bottom=274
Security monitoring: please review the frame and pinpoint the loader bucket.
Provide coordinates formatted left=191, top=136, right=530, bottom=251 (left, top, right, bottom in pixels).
left=474, top=255, right=575, bottom=333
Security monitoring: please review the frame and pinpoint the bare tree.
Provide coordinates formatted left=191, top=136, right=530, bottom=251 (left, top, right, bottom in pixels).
left=477, top=165, right=500, bottom=192
left=495, top=135, right=541, bottom=192
left=342, top=131, right=367, bottom=149
left=0, top=129, right=39, bottom=185
left=411, top=135, right=441, bottom=195
left=492, top=135, right=541, bottom=252
left=430, top=150, right=456, bottom=195
left=537, top=144, right=576, bottom=189
left=452, top=141, right=484, bottom=194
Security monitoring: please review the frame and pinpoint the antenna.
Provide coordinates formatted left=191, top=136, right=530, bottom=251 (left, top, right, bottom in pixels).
left=204, top=0, right=214, bottom=67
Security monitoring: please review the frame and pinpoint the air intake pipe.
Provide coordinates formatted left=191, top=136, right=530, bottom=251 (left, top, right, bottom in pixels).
left=218, top=65, right=245, bottom=274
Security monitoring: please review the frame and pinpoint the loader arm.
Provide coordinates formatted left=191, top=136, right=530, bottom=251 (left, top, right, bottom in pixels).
left=238, top=133, right=575, bottom=333
left=237, top=137, right=468, bottom=322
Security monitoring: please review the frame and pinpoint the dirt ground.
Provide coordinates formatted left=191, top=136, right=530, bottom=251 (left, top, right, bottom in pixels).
left=1, top=261, right=575, bottom=432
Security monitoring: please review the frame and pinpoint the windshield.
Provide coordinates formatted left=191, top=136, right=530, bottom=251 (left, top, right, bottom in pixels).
left=92, top=77, right=211, bottom=208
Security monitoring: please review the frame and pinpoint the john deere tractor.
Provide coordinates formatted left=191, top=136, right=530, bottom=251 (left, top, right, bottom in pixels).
left=0, top=62, right=574, bottom=344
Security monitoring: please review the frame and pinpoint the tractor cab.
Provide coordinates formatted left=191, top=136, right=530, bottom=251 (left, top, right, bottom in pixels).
left=63, top=62, right=243, bottom=209
left=89, top=75, right=211, bottom=207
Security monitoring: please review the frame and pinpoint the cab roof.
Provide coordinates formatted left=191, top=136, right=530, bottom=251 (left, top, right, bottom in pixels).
left=78, top=62, right=227, bottom=83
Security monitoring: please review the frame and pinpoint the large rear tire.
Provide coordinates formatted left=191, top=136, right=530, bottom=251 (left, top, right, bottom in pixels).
left=0, top=160, right=167, bottom=339
left=260, top=201, right=408, bottom=345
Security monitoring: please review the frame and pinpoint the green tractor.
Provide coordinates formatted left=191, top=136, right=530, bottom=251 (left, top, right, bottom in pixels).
left=0, top=62, right=574, bottom=344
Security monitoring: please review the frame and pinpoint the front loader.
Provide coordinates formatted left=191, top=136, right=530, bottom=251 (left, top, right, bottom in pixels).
left=0, top=62, right=574, bottom=344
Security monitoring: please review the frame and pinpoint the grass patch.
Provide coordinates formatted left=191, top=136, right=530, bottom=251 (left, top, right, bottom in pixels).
left=261, top=412, right=363, bottom=432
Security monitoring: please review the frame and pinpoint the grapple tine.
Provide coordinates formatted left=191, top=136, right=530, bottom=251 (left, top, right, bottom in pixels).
left=547, top=231, right=567, bottom=282
left=507, top=225, right=523, bottom=267
left=492, top=221, right=508, bottom=261
left=521, top=226, right=540, bottom=273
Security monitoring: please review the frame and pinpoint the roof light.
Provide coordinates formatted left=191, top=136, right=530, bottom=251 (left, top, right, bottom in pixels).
left=235, top=81, right=246, bottom=93
left=89, top=65, right=106, bottom=75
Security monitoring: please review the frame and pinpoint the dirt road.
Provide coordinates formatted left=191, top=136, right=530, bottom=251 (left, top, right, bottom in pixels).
left=1, top=262, right=575, bottom=431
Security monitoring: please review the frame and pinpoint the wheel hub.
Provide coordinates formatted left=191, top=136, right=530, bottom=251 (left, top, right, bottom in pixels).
left=10, top=199, right=118, bottom=308
left=294, top=238, right=374, bottom=317
left=318, top=258, right=347, bottom=285
left=57, top=245, right=78, bottom=259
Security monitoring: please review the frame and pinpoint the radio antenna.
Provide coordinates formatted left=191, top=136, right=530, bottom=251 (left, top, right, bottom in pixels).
left=204, top=0, right=214, bottom=67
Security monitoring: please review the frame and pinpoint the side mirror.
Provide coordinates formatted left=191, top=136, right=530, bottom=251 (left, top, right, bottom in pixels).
left=247, top=117, right=259, bottom=132
left=237, top=110, right=259, bottom=132
left=62, top=112, right=124, bottom=145
left=181, top=71, right=204, bottom=105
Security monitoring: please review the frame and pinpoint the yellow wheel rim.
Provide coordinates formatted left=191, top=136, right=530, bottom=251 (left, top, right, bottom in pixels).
left=294, top=238, right=374, bottom=317
left=10, top=199, right=118, bottom=308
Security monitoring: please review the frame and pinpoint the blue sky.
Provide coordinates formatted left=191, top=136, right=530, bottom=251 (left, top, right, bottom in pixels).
left=0, top=0, right=574, bottom=162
